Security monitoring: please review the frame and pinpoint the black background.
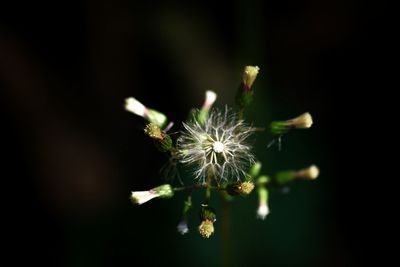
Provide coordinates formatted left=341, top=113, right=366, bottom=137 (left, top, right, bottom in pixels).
left=0, top=0, right=390, bottom=266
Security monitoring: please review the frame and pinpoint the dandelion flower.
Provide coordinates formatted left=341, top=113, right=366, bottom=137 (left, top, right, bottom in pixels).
left=177, top=108, right=255, bottom=183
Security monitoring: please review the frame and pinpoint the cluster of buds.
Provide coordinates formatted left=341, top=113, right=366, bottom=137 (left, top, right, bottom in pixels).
left=125, top=65, right=319, bottom=238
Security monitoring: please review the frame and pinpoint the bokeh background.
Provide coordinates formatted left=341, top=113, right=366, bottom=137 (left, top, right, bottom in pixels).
left=1, top=0, right=386, bottom=266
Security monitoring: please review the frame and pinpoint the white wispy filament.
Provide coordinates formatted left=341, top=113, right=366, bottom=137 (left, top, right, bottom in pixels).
left=177, top=108, right=255, bottom=183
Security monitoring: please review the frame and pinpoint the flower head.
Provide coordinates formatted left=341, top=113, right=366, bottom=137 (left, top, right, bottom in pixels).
left=177, top=108, right=255, bottom=183
left=198, top=219, right=214, bottom=238
left=256, top=186, right=269, bottom=220
left=256, top=202, right=270, bottom=220
left=177, top=220, right=189, bottom=235
left=287, top=112, right=313, bottom=129
left=125, top=97, right=168, bottom=128
left=130, top=184, right=174, bottom=205
left=270, top=112, right=313, bottom=135
left=296, top=165, right=320, bottom=180
left=242, top=65, right=260, bottom=91
left=202, top=90, right=217, bottom=110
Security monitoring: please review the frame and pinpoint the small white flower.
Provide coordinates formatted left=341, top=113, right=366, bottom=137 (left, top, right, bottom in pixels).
left=130, top=191, right=158, bottom=205
left=296, top=165, right=320, bottom=180
left=130, top=184, right=173, bottom=205
left=124, top=97, right=167, bottom=128
left=242, top=66, right=260, bottom=90
left=256, top=202, right=270, bottom=220
left=125, top=97, right=146, bottom=117
left=177, top=108, right=255, bottom=183
left=202, top=90, right=217, bottom=110
left=177, top=220, right=189, bottom=235
left=287, top=112, right=313, bottom=129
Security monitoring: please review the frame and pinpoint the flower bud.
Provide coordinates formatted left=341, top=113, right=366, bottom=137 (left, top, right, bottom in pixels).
left=248, top=161, right=262, bottom=180
left=227, top=181, right=255, bottom=196
left=130, top=184, right=174, bottom=205
left=197, top=90, right=217, bottom=125
left=275, top=170, right=296, bottom=185
left=236, top=66, right=260, bottom=108
left=270, top=112, right=313, bottom=135
left=256, top=186, right=270, bottom=220
left=198, top=204, right=216, bottom=238
left=144, top=123, right=173, bottom=152
left=125, top=97, right=168, bottom=128
left=276, top=165, right=320, bottom=185
left=256, top=175, right=271, bottom=186
left=295, top=165, right=319, bottom=180
left=198, top=219, right=214, bottom=238
left=177, top=196, right=193, bottom=235
left=242, top=66, right=260, bottom=91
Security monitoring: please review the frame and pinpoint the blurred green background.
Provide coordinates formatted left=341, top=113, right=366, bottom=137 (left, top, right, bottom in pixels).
left=1, top=0, right=384, bottom=266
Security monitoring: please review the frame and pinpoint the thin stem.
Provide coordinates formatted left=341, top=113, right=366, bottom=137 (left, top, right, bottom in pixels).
left=173, top=184, right=224, bottom=193
left=254, top=127, right=265, bottom=132
left=205, top=172, right=213, bottom=204
left=173, top=184, right=205, bottom=192
left=221, top=194, right=232, bottom=267
left=238, top=108, right=244, bottom=120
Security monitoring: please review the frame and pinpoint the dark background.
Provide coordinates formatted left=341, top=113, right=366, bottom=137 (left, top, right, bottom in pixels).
left=0, top=0, right=388, bottom=266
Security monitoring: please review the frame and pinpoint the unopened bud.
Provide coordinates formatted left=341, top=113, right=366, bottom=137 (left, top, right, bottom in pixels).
left=130, top=184, right=174, bottom=205
left=256, top=186, right=270, bottom=220
left=197, top=90, right=217, bottom=125
left=198, top=204, right=216, bottom=238
left=227, top=181, right=255, bottom=196
left=248, top=162, right=262, bottom=179
left=176, top=196, right=193, bottom=235
left=125, top=97, right=168, bottom=128
left=295, top=165, right=319, bottom=180
left=144, top=123, right=172, bottom=152
left=256, top=175, right=271, bottom=186
left=270, top=112, right=313, bottom=135
left=242, top=66, right=260, bottom=90
left=236, top=66, right=260, bottom=108
left=275, top=170, right=296, bottom=185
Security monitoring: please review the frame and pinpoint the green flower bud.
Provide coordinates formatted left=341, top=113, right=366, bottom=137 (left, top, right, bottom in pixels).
left=256, top=186, right=270, bottom=220
left=130, top=184, right=173, bottom=205
left=200, top=204, right=216, bottom=222
left=144, top=123, right=173, bottom=152
left=295, top=165, right=320, bottom=180
left=270, top=112, right=313, bottom=135
left=256, top=175, right=271, bottom=186
left=125, top=97, right=168, bottom=128
left=248, top=161, right=262, bottom=179
left=275, top=170, right=296, bottom=185
left=146, top=109, right=168, bottom=128
left=236, top=66, right=260, bottom=108
left=227, top=181, right=255, bottom=196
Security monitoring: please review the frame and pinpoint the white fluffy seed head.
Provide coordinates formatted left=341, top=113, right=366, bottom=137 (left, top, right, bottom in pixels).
left=177, top=108, right=255, bottom=183
left=212, top=141, right=224, bottom=153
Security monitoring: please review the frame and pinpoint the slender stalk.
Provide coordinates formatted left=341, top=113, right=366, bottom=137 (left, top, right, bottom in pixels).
left=205, top=172, right=213, bottom=204
left=238, top=108, right=244, bottom=120
left=221, top=195, right=232, bottom=267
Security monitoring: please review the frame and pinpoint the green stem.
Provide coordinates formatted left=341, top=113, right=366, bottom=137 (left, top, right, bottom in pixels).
left=238, top=108, right=244, bottom=120
left=221, top=195, right=232, bottom=267
left=205, top=172, right=213, bottom=204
